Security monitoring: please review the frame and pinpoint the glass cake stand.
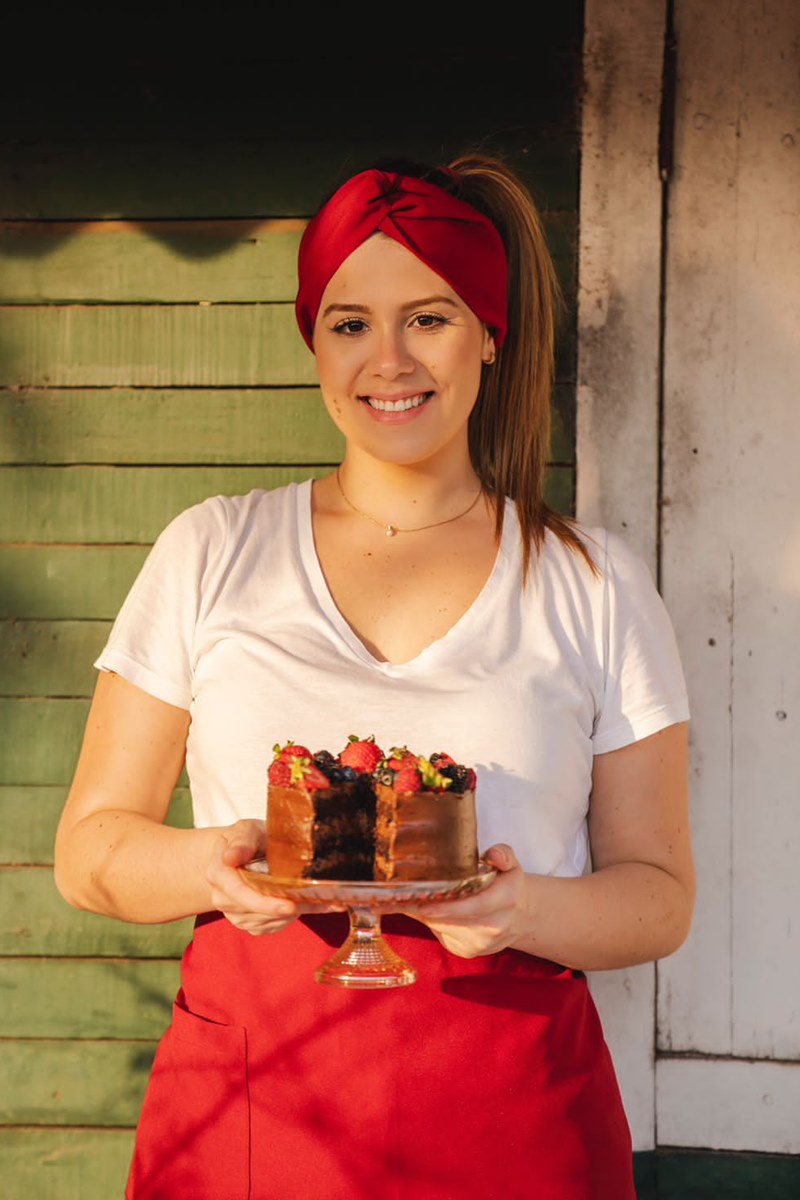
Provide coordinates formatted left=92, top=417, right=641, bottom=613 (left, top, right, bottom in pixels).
left=239, top=858, right=497, bottom=989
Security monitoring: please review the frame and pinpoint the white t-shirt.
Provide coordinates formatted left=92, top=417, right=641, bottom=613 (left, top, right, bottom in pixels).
left=95, top=480, right=689, bottom=878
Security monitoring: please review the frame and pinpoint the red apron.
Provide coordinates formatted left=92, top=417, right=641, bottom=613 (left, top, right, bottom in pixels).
left=126, top=912, right=635, bottom=1200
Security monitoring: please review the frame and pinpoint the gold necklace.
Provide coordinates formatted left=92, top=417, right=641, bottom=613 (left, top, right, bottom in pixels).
left=335, top=467, right=483, bottom=537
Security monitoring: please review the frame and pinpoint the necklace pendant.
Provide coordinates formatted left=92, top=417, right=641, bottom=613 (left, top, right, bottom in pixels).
left=386, top=525, right=396, bottom=537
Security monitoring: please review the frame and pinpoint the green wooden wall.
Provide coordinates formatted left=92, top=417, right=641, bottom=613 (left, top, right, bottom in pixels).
left=0, top=36, right=584, bottom=1197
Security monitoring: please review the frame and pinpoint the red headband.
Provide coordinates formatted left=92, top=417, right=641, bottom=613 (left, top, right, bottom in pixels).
left=295, top=169, right=508, bottom=351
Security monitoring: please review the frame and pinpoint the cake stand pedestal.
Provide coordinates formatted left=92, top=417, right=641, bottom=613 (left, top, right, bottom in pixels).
left=239, top=860, right=497, bottom=990
left=314, top=905, right=417, bottom=988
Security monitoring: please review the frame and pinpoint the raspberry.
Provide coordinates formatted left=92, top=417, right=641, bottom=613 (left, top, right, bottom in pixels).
left=340, top=734, right=385, bottom=775
left=430, top=751, right=456, bottom=768
left=268, top=759, right=292, bottom=786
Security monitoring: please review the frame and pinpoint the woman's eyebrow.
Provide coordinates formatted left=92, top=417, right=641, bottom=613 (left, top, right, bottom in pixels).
left=320, top=295, right=460, bottom=320
left=320, top=302, right=370, bottom=319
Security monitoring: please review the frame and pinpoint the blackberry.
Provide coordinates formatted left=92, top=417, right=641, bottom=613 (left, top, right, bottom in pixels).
left=340, top=766, right=358, bottom=782
left=439, top=763, right=470, bottom=793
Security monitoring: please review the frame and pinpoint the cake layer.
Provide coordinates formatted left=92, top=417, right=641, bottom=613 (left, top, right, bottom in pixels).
left=374, top=785, right=478, bottom=881
left=267, top=779, right=376, bottom=880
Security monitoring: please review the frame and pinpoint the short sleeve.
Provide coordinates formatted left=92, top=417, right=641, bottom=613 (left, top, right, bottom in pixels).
left=94, top=500, right=225, bottom=709
left=591, top=531, right=690, bottom=755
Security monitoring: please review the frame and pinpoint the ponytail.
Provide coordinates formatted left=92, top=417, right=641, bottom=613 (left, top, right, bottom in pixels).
left=445, top=151, right=597, bottom=580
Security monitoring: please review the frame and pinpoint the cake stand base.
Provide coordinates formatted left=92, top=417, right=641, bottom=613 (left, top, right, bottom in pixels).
left=314, top=905, right=417, bottom=989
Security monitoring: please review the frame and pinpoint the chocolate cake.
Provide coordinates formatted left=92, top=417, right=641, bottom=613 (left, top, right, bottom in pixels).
left=266, top=736, right=478, bottom=882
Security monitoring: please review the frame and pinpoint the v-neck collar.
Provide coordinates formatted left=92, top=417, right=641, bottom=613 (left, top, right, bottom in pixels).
left=295, top=478, right=516, bottom=677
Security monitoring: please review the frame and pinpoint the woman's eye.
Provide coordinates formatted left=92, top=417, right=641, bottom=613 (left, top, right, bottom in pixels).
left=332, top=317, right=368, bottom=336
left=413, top=312, right=449, bottom=330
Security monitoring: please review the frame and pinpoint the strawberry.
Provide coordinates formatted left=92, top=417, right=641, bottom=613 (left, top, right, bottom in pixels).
left=464, top=768, right=477, bottom=791
left=340, top=734, right=385, bottom=775
left=393, top=764, right=422, bottom=793
left=269, top=742, right=329, bottom=790
left=386, top=745, right=416, bottom=771
left=289, top=757, right=330, bottom=791
left=430, top=751, right=456, bottom=768
left=273, top=741, right=313, bottom=762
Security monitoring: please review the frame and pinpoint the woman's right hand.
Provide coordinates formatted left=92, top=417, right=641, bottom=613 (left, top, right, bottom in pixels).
left=205, top=820, right=300, bottom=935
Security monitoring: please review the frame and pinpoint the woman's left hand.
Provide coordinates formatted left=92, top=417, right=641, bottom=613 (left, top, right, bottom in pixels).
left=405, top=843, right=530, bottom=958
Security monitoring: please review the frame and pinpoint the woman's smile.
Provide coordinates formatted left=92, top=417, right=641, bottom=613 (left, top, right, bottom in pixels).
left=360, top=390, right=434, bottom=418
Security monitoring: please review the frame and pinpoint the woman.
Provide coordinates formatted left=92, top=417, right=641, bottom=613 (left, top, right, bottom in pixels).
left=54, top=154, right=694, bottom=1199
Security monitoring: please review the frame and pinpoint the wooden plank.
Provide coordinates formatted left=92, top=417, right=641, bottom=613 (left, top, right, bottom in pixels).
left=0, top=219, right=305, bottom=303
left=1, top=958, right=180, bottom=1038
left=0, top=1128, right=135, bottom=1200
left=0, top=463, right=572, bottom=544
left=659, top=0, right=800, bottom=1071
left=0, top=700, right=190, bottom=791
left=0, top=135, right=579, bottom=219
left=657, top=1058, right=800, bottom=1154
left=0, top=387, right=345, bottom=464
left=0, top=303, right=315, bottom=388
left=717, top=0, right=800, bottom=1067
left=0, top=214, right=575, bottom=303
left=0, top=620, right=110, bottom=697
left=0, top=786, right=192, bottom=864
left=577, top=0, right=668, bottom=1154
left=0, top=1039, right=155, bottom=1125
left=551, top=385, right=575, bottom=464
left=0, top=698, right=90, bottom=785
left=0, top=546, right=149, bottom=619
left=0, top=867, right=194, bottom=956
left=0, top=465, right=324, bottom=543
left=0, top=383, right=573, bottom=465
left=576, top=0, right=667, bottom=566
left=0, top=787, right=69, bottom=862
left=544, top=465, right=573, bottom=516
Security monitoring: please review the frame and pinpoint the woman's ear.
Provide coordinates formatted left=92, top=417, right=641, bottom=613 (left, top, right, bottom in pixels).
left=482, top=329, right=497, bottom=365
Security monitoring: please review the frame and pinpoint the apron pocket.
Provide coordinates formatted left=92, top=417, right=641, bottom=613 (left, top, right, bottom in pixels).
left=126, top=998, right=250, bottom=1200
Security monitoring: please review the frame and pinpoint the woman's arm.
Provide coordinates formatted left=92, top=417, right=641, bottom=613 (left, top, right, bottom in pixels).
left=54, top=671, right=298, bottom=931
left=408, top=721, right=695, bottom=971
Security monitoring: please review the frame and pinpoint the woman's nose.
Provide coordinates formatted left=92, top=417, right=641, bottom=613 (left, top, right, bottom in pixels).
left=369, top=326, right=415, bottom=378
